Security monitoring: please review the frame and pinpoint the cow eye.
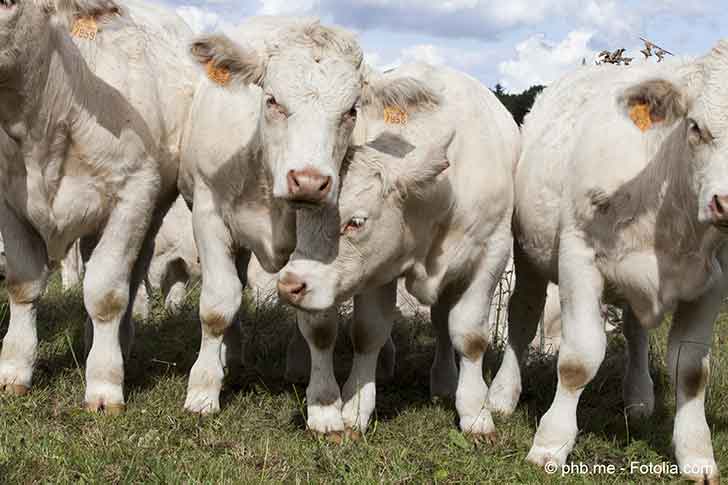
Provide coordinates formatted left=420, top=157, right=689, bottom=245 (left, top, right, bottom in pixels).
left=342, top=216, right=367, bottom=235
left=347, top=105, right=358, bottom=119
left=688, top=118, right=712, bottom=144
left=266, top=95, right=288, bottom=118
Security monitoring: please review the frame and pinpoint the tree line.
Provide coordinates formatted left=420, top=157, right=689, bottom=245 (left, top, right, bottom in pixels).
left=492, top=83, right=545, bottom=126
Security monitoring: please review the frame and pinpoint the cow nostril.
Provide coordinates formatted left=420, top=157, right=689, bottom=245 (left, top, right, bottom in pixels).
left=287, top=170, right=301, bottom=192
left=318, top=176, right=331, bottom=194
left=290, top=282, right=306, bottom=295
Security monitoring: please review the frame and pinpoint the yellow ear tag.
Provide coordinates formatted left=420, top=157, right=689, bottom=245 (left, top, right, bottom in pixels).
left=206, top=61, right=231, bottom=86
left=384, top=106, right=408, bottom=125
left=71, top=16, right=98, bottom=41
left=629, top=103, right=653, bottom=132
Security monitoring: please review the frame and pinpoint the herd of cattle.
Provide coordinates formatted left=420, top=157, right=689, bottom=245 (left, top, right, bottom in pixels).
left=0, top=0, right=725, bottom=482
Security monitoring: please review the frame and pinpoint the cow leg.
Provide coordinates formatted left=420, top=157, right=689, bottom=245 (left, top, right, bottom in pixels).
left=184, top=188, right=242, bottom=414
left=299, top=308, right=344, bottom=436
left=668, top=289, right=721, bottom=484
left=161, top=258, right=189, bottom=314
left=448, top=233, right=511, bottom=439
left=0, top=204, right=49, bottom=395
left=527, top=231, right=605, bottom=468
left=61, top=240, right=83, bottom=290
left=622, top=306, right=655, bottom=419
left=341, top=281, right=397, bottom=435
left=83, top=185, right=160, bottom=413
left=430, top=298, right=458, bottom=401
left=488, top=243, right=548, bottom=415
left=286, top=321, right=395, bottom=384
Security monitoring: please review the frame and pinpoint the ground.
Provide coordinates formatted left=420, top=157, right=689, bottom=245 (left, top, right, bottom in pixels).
left=0, top=275, right=726, bottom=484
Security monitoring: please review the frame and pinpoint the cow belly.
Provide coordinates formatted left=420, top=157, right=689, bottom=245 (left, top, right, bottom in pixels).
left=48, top=176, right=109, bottom=259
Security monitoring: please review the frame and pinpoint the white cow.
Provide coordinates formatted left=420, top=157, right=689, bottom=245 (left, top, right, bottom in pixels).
left=277, top=63, right=520, bottom=439
left=488, top=43, right=728, bottom=483
left=0, top=0, right=197, bottom=412
left=178, top=18, right=440, bottom=414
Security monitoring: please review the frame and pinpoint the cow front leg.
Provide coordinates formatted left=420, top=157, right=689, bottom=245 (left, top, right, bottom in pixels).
left=184, top=189, right=242, bottom=414
left=527, top=230, right=605, bottom=469
left=341, top=281, right=397, bottom=436
left=0, top=204, right=49, bottom=395
left=488, top=242, right=548, bottom=416
left=83, top=192, right=156, bottom=413
left=622, top=306, right=655, bottom=419
left=668, top=289, right=721, bottom=484
left=299, top=308, right=345, bottom=437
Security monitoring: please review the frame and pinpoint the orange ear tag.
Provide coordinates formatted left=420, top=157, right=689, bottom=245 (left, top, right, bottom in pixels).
left=71, top=16, right=98, bottom=41
left=629, top=103, right=653, bottom=132
left=384, top=106, right=408, bottom=125
left=206, top=61, right=231, bottom=86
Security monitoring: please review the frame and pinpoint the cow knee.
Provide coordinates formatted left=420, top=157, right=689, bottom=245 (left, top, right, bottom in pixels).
left=6, top=279, right=43, bottom=305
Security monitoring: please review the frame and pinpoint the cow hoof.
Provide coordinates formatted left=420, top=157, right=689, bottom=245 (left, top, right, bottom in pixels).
left=345, top=428, right=363, bottom=442
left=681, top=459, right=720, bottom=484
left=326, top=431, right=343, bottom=445
left=85, top=401, right=126, bottom=415
left=526, top=444, right=568, bottom=472
left=183, top=391, right=221, bottom=415
left=459, top=414, right=496, bottom=438
left=467, top=431, right=497, bottom=445
left=1, top=383, right=29, bottom=396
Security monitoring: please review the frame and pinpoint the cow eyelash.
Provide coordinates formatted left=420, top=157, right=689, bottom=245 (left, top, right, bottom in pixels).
left=342, top=216, right=367, bottom=235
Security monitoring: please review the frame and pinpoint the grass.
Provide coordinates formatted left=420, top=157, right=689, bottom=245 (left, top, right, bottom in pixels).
left=0, top=275, right=726, bottom=484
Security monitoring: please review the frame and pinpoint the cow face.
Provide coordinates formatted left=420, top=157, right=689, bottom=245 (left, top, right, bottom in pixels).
left=620, top=47, right=728, bottom=231
left=190, top=26, right=440, bottom=208
left=277, top=140, right=450, bottom=311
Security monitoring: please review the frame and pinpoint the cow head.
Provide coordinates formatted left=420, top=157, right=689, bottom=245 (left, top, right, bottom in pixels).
left=189, top=22, right=440, bottom=208
left=277, top=135, right=451, bottom=311
left=619, top=41, right=728, bottom=231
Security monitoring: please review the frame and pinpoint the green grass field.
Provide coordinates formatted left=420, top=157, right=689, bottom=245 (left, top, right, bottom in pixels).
left=0, top=276, right=726, bottom=484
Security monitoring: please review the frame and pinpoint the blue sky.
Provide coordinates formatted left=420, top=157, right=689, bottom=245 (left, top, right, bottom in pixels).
left=168, top=0, right=728, bottom=92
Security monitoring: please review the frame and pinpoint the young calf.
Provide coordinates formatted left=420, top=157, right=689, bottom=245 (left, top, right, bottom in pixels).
left=278, top=64, right=519, bottom=438
left=489, top=43, right=728, bottom=483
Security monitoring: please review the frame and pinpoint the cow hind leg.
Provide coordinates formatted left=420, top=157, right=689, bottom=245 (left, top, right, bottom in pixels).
left=622, top=306, right=655, bottom=419
left=0, top=204, right=49, bottom=395
left=341, top=281, right=397, bottom=436
left=668, top=290, right=721, bottom=484
left=448, top=232, right=512, bottom=440
left=161, top=258, right=190, bottom=314
left=488, top=242, right=548, bottom=416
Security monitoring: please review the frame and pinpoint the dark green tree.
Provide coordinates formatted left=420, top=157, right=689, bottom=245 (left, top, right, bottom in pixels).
left=492, top=84, right=545, bottom=125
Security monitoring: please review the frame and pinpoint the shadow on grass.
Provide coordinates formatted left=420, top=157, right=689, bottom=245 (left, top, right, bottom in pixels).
left=1, top=277, right=719, bottom=467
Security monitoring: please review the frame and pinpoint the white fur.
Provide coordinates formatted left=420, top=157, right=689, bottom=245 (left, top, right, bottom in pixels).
left=0, top=0, right=198, bottom=408
left=279, top=63, right=520, bottom=436
left=492, top=44, right=728, bottom=482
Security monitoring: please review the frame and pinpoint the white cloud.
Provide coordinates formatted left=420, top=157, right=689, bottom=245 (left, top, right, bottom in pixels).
left=401, top=44, right=446, bottom=66
left=498, top=30, right=596, bottom=92
left=176, top=5, right=234, bottom=34
left=257, top=0, right=319, bottom=15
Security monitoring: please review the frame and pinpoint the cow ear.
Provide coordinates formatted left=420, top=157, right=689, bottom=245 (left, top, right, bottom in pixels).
left=394, top=133, right=454, bottom=199
left=361, top=75, right=441, bottom=120
left=190, top=34, right=266, bottom=87
left=618, top=79, right=688, bottom=132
